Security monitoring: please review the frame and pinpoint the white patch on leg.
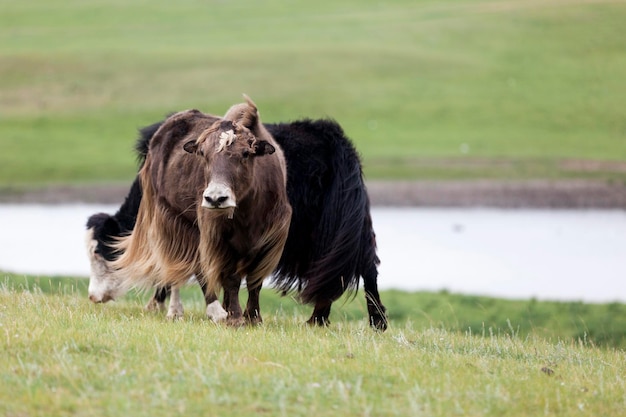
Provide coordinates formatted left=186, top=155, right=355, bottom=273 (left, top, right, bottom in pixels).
left=166, top=288, right=184, bottom=320
left=85, top=228, right=127, bottom=303
left=206, top=300, right=228, bottom=323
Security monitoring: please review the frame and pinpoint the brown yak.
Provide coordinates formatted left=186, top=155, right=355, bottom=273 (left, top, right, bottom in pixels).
left=112, top=96, right=292, bottom=325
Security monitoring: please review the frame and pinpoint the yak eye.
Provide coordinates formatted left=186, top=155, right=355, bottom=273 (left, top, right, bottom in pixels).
left=242, top=150, right=250, bottom=159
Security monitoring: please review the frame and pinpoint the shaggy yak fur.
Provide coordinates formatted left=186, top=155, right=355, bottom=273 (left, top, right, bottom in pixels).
left=86, top=121, right=219, bottom=318
left=110, top=98, right=292, bottom=326
left=87, top=105, right=388, bottom=330
left=86, top=121, right=163, bottom=304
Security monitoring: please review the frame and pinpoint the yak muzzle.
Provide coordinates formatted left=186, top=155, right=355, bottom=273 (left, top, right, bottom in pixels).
left=202, top=182, right=236, bottom=210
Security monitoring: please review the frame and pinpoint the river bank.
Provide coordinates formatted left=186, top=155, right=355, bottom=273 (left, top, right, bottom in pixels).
left=2, top=179, right=626, bottom=208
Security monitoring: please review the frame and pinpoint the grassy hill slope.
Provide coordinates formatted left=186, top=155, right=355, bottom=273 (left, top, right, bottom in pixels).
left=1, top=0, right=625, bottom=186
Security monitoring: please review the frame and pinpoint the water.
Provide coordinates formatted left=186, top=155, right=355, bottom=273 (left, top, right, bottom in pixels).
left=1, top=204, right=625, bottom=303
left=374, top=208, right=626, bottom=303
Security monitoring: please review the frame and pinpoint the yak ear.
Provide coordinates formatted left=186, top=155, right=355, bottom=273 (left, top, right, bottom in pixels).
left=253, top=140, right=275, bottom=156
left=183, top=140, right=198, bottom=154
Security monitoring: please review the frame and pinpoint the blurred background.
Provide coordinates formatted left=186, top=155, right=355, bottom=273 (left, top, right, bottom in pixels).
left=1, top=0, right=625, bottom=187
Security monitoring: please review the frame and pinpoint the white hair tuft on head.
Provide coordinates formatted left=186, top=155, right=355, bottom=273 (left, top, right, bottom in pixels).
left=216, top=129, right=236, bottom=153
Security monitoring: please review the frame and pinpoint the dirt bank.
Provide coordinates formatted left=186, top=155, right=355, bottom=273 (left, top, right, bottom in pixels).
left=1, top=180, right=625, bottom=209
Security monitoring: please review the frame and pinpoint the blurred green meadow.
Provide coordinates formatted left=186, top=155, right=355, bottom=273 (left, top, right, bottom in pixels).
left=1, top=0, right=625, bottom=187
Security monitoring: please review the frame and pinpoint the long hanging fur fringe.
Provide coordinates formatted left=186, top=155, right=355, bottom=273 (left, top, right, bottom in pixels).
left=111, top=155, right=200, bottom=292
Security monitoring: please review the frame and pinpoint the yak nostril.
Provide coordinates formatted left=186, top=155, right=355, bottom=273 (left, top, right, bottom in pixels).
left=89, top=294, right=113, bottom=303
left=205, top=195, right=228, bottom=206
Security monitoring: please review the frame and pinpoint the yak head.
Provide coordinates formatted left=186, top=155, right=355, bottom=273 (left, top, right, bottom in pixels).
left=183, top=95, right=276, bottom=218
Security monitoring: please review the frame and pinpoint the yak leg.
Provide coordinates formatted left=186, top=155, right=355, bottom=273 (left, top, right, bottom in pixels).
left=197, top=272, right=227, bottom=323
left=166, top=286, right=184, bottom=320
left=222, top=275, right=245, bottom=327
left=363, top=264, right=388, bottom=331
left=243, top=283, right=262, bottom=325
left=222, top=287, right=231, bottom=312
left=307, top=300, right=332, bottom=327
left=145, top=286, right=170, bottom=312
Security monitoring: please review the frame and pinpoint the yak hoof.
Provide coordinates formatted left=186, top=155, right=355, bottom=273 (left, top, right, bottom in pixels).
left=206, top=300, right=228, bottom=323
left=243, top=308, right=263, bottom=325
left=306, top=316, right=330, bottom=327
left=370, top=314, right=388, bottom=332
left=166, top=311, right=184, bottom=320
left=166, top=306, right=184, bottom=320
left=245, top=314, right=263, bottom=326
left=145, top=299, right=166, bottom=312
left=226, top=316, right=246, bottom=327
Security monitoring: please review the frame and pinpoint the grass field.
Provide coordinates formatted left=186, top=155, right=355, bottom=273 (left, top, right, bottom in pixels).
left=4, top=272, right=626, bottom=349
left=1, top=273, right=625, bottom=416
left=1, top=0, right=626, bottom=187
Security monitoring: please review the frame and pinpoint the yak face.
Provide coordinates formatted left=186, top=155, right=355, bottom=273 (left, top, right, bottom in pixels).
left=183, top=107, right=275, bottom=217
left=85, top=213, right=128, bottom=303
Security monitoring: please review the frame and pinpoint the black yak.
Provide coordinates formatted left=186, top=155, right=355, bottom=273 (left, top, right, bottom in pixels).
left=87, top=105, right=387, bottom=330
